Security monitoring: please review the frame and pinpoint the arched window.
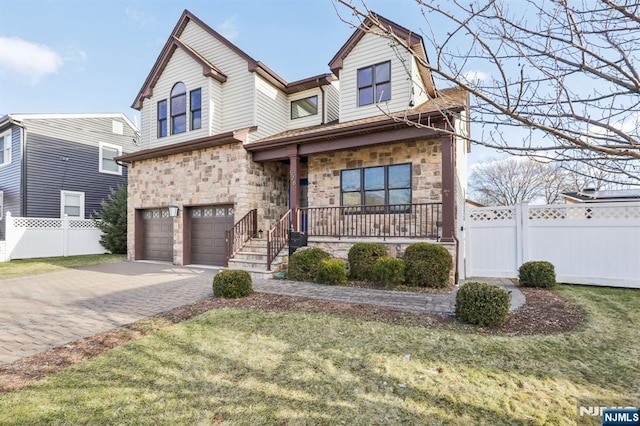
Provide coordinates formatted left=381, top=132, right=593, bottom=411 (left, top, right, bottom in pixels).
left=170, top=82, right=187, bottom=134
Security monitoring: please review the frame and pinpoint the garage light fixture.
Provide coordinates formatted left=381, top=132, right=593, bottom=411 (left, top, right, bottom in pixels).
left=168, top=205, right=180, bottom=217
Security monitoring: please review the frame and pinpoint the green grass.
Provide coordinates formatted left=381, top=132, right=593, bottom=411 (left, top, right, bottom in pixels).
left=0, top=285, right=638, bottom=424
left=0, top=254, right=126, bottom=279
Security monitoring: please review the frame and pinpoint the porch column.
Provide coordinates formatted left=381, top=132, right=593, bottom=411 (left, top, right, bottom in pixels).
left=441, top=135, right=455, bottom=243
left=289, top=154, right=300, bottom=230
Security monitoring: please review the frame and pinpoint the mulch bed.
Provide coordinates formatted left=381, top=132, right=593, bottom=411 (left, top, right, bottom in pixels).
left=0, top=287, right=583, bottom=394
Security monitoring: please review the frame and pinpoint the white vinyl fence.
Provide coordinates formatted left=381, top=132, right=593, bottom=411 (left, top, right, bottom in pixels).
left=465, top=202, right=640, bottom=288
left=1, top=212, right=106, bottom=262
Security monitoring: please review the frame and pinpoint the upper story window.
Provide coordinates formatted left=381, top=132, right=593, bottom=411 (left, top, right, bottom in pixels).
left=341, top=163, right=412, bottom=211
left=291, top=95, right=318, bottom=119
left=190, top=88, right=202, bottom=130
left=157, top=100, right=167, bottom=138
left=99, top=142, right=122, bottom=175
left=357, top=61, right=391, bottom=107
left=0, top=131, right=11, bottom=167
left=170, top=82, right=187, bottom=134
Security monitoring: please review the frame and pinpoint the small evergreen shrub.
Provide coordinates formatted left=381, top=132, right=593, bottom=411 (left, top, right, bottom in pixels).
left=316, top=258, right=347, bottom=285
left=213, top=270, right=253, bottom=299
left=92, top=185, right=127, bottom=254
left=347, top=242, right=388, bottom=281
left=288, top=247, right=332, bottom=282
left=371, top=256, right=405, bottom=288
left=455, top=282, right=510, bottom=326
left=403, top=242, right=453, bottom=288
left=518, top=261, right=556, bottom=288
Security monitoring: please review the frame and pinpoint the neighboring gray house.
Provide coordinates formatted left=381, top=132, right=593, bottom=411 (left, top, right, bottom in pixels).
left=0, top=113, right=139, bottom=240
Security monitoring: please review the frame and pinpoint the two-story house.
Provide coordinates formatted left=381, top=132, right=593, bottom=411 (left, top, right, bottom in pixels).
left=119, top=10, right=469, bottom=280
left=0, top=113, right=139, bottom=240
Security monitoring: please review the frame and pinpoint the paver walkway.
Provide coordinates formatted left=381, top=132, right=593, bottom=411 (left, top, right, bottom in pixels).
left=0, top=261, right=524, bottom=365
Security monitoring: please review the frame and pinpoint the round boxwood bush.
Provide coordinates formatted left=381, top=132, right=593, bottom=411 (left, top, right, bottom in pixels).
left=518, top=261, right=556, bottom=288
left=213, top=270, right=253, bottom=299
left=316, top=258, right=347, bottom=285
left=347, top=242, right=388, bottom=281
left=371, top=256, right=405, bottom=288
left=403, top=242, right=453, bottom=288
left=288, top=247, right=332, bottom=282
left=455, top=282, right=510, bottom=326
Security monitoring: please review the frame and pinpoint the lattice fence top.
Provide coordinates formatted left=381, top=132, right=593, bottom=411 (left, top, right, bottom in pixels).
left=12, top=218, right=63, bottom=228
left=468, top=208, right=516, bottom=222
left=68, top=219, right=100, bottom=229
left=529, top=205, right=640, bottom=221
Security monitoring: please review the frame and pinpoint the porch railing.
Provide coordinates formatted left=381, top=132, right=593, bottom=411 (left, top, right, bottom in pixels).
left=225, top=209, right=257, bottom=263
left=266, top=209, right=291, bottom=271
left=298, top=203, right=442, bottom=240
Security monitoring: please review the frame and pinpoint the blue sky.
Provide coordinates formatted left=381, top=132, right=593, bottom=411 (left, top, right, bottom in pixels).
left=0, top=0, right=497, bottom=162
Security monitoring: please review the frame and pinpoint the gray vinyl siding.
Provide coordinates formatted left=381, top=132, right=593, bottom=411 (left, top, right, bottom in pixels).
left=0, top=126, right=22, bottom=240
left=25, top=133, right=128, bottom=219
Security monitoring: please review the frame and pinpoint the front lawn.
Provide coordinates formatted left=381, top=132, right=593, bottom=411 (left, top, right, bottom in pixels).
left=0, top=254, right=125, bottom=279
left=0, top=285, right=638, bottom=424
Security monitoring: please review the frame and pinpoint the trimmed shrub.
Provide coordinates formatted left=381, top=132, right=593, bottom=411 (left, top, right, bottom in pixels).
left=213, top=270, right=253, bottom=299
left=288, top=247, right=332, bottom=282
left=518, top=261, right=556, bottom=288
left=455, top=282, right=510, bottom=326
left=371, top=256, right=405, bottom=288
left=316, top=258, right=348, bottom=285
left=403, top=242, right=453, bottom=288
left=347, top=242, right=388, bottom=281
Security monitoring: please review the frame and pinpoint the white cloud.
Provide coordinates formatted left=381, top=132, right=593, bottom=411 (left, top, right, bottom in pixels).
left=125, top=6, right=156, bottom=28
left=463, top=70, right=489, bottom=84
left=0, top=36, right=63, bottom=84
left=217, top=16, right=239, bottom=41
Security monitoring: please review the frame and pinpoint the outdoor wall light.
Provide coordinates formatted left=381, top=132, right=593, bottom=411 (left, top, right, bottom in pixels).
left=258, top=229, right=263, bottom=239
left=168, top=205, right=180, bottom=217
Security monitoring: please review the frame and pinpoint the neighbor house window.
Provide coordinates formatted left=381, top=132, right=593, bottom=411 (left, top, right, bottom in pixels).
left=0, top=191, right=3, bottom=219
left=291, top=95, right=318, bottom=119
left=99, top=142, right=122, bottom=175
left=341, top=163, right=411, bottom=211
left=171, top=82, right=187, bottom=134
left=357, top=61, right=391, bottom=106
left=157, top=100, right=167, bottom=138
left=0, top=131, right=11, bottom=167
left=60, top=191, right=85, bottom=218
left=190, top=88, right=202, bottom=130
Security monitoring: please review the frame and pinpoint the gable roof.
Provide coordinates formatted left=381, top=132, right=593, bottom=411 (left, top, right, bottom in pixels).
left=328, top=12, right=436, bottom=98
left=132, top=10, right=335, bottom=110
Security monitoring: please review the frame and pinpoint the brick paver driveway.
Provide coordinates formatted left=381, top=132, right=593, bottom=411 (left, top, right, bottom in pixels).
left=0, top=261, right=216, bottom=365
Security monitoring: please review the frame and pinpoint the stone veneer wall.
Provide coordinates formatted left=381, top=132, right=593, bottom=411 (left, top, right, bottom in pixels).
left=306, top=138, right=443, bottom=207
left=127, top=142, right=288, bottom=264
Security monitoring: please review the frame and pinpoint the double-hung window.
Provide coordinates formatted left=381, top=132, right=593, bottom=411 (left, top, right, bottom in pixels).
left=357, top=61, right=391, bottom=106
left=170, top=82, right=187, bottom=134
left=157, top=100, right=167, bottom=138
left=341, top=163, right=412, bottom=212
left=190, top=88, right=202, bottom=130
left=0, top=131, right=11, bottom=167
left=99, top=142, right=122, bottom=175
left=60, top=191, right=85, bottom=218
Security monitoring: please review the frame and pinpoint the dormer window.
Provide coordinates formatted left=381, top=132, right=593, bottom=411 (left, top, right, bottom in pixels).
left=170, top=82, right=187, bottom=134
left=291, top=95, right=318, bottom=119
left=357, top=61, right=391, bottom=106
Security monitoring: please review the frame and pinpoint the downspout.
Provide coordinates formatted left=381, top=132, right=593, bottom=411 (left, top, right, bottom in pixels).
left=319, top=79, right=326, bottom=125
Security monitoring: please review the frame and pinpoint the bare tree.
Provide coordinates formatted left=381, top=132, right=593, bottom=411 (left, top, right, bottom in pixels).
left=334, top=0, right=640, bottom=183
left=470, top=157, right=574, bottom=205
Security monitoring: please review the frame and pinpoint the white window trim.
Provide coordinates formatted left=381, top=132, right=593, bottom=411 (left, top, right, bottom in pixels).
left=60, top=190, right=85, bottom=218
left=0, top=130, right=11, bottom=168
left=99, top=142, right=122, bottom=175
